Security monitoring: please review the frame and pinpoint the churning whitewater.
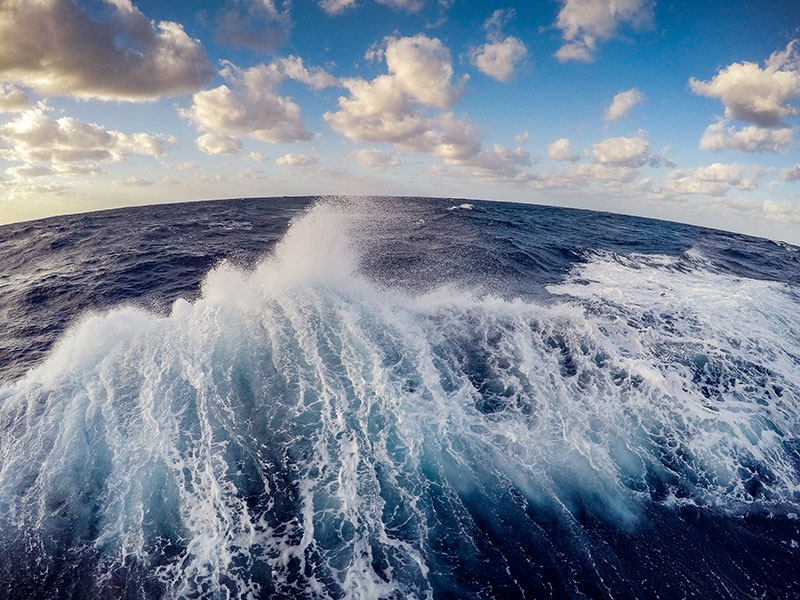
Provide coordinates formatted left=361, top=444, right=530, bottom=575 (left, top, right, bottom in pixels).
left=0, top=197, right=799, bottom=599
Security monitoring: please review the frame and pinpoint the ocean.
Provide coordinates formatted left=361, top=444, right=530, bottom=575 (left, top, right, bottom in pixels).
left=0, top=196, right=798, bottom=599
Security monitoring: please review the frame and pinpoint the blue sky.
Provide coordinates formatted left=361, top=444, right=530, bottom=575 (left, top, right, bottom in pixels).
left=0, top=0, right=799, bottom=242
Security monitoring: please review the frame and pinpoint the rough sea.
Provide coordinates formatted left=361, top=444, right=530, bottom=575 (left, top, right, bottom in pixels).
left=0, top=196, right=799, bottom=599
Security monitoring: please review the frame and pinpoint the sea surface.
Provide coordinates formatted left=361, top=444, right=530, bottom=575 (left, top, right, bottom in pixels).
left=0, top=196, right=799, bottom=599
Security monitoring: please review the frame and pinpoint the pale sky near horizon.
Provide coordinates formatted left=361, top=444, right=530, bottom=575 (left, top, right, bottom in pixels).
left=0, top=0, right=799, bottom=242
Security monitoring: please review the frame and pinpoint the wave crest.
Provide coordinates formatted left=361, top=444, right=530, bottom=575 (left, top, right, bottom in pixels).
left=1, top=200, right=799, bottom=597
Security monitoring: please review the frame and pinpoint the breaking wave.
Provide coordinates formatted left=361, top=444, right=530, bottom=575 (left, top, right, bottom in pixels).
left=0, top=199, right=798, bottom=598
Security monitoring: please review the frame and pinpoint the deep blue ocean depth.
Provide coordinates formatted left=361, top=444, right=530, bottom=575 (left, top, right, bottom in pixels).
left=0, top=196, right=799, bottom=599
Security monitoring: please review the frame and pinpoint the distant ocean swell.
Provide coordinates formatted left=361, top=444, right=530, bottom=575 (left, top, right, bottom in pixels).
left=0, top=198, right=799, bottom=598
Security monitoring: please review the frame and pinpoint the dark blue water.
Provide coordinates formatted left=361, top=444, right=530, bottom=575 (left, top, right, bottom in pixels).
left=0, top=196, right=798, bottom=598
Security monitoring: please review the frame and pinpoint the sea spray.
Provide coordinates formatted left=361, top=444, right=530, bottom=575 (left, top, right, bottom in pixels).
left=0, top=197, right=799, bottom=598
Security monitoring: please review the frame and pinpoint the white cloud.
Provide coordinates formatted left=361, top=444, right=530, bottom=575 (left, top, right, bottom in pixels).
left=319, top=0, right=426, bottom=14
left=605, top=88, right=644, bottom=122
left=377, top=0, right=425, bottom=9
left=349, top=148, right=399, bottom=168
left=214, top=0, right=291, bottom=51
left=469, top=9, right=527, bottom=83
left=274, top=56, right=339, bottom=91
left=592, top=135, right=651, bottom=167
left=525, top=161, right=649, bottom=196
left=181, top=58, right=338, bottom=153
left=5, top=165, right=53, bottom=179
left=324, top=35, right=467, bottom=150
left=482, top=8, right=515, bottom=37
left=767, top=40, right=800, bottom=71
left=573, top=162, right=640, bottom=182
left=699, top=119, right=794, bottom=153
left=555, top=43, right=594, bottom=63
left=548, top=137, right=579, bottom=161
left=781, top=163, right=800, bottom=181
left=117, top=176, right=155, bottom=187
left=0, top=0, right=212, bottom=101
left=452, top=145, right=531, bottom=179
left=196, top=133, right=242, bottom=155
left=273, top=153, right=345, bottom=178
left=0, top=183, right=70, bottom=216
left=184, top=78, right=307, bottom=147
left=763, top=200, right=800, bottom=224
left=319, top=0, right=357, bottom=14
left=276, top=153, right=319, bottom=166
left=554, top=0, right=652, bottom=63
left=55, top=164, right=104, bottom=177
left=381, top=35, right=464, bottom=108
left=0, top=106, right=173, bottom=169
left=470, top=37, right=528, bottom=83
left=666, top=163, right=757, bottom=197
left=534, top=133, right=668, bottom=194
left=197, top=173, right=230, bottom=184
left=689, top=40, right=800, bottom=128
left=325, top=34, right=529, bottom=179
left=237, top=168, right=267, bottom=180
left=0, top=83, right=30, bottom=112
left=8, top=163, right=107, bottom=179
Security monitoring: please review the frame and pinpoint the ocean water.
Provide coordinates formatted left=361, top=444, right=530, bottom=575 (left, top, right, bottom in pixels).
left=0, top=196, right=799, bottom=599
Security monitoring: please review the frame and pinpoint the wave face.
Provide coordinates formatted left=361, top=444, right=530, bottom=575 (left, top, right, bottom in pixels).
left=1, top=197, right=799, bottom=599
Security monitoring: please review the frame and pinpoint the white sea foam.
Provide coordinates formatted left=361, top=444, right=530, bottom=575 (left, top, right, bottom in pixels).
left=0, top=199, right=798, bottom=597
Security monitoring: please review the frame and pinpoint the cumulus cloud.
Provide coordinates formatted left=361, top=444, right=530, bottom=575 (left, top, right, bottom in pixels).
left=469, top=9, right=527, bottom=82
left=319, top=0, right=426, bottom=14
left=214, top=0, right=291, bottom=51
left=380, top=35, right=464, bottom=108
left=319, top=0, right=356, bottom=13
left=3, top=163, right=103, bottom=180
left=526, top=161, right=648, bottom=196
left=325, top=34, right=530, bottom=179
left=689, top=40, right=800, bottom=128
left=196, top=133, right=242, bottom=155
left=548, top=138, right=579, bottom=162
left=666, top=163, right=757, bottom=197
left=780, top=163, right=800, bottom=181
left=181, top=58, right=338, bottom=153
left=276, top=153, right=319, bottom=166
left=605, top=88, right=644, bottom=122
left=325, top=35, right=467, bottom=149
left=349, top=148, right=399, bottom=168
left=572, top=162, right=640, bottom=182
left=0, top=83, right=30, bottom=112
left=274, top=56, right=339, bottom=90
left=0, top=0, right=212, bottom=101
left=5, top=165, right=54, bottom=179
left=699, top=119, right=794, bottom=153
left=378, top=0, right=426, bottom=10
left=554, top=0, right=653, bottom=62
left=0, top=106, right=173, bottom=170
left=592, top=135, right=652, bottom=167
left=51, top=164, right=104, bottom=177
left=470, top=37, right=528, bottom=82
left=539, top=133, right=669, bottom=192
left=451, top=144, right=531, bottom=179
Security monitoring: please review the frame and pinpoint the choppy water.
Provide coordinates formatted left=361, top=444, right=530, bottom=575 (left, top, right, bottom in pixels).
left=1, top=196, right=799, bottom=599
